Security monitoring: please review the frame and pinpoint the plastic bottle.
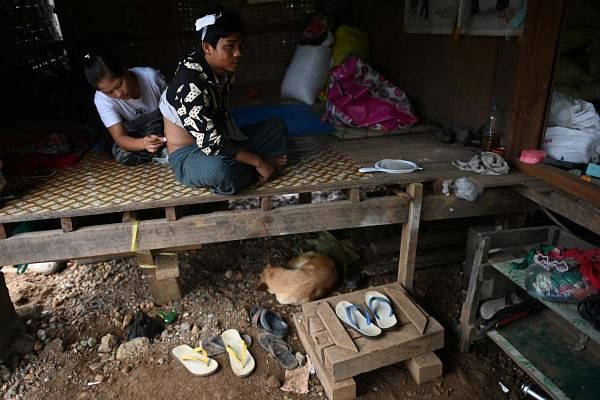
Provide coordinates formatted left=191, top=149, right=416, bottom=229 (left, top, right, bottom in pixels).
left=481, top=104, right=499, bottom=151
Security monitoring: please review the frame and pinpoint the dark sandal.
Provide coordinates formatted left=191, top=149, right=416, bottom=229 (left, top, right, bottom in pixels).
left=258, top=334, right=298, bottom=369
left=250, top=306, right=289, bottom=338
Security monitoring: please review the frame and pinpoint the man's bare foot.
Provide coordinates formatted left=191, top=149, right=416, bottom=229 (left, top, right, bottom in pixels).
left=269, top=155, right=288, bottom=169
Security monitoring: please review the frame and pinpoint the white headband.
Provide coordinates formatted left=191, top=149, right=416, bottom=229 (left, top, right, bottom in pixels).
left=195, top=13, right=222, bottom=41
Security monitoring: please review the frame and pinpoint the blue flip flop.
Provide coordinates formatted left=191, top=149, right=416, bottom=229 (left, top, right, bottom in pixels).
left=335, top=301, right=382, bottom=337
left=365, top=291, right=398, bottom=329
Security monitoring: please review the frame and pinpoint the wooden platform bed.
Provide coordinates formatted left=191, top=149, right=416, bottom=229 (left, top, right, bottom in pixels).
left=0, top=132, right=535, bottom=267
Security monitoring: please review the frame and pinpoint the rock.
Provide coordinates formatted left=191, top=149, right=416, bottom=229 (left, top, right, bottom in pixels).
left=116, top=337, right=150, bottom=360
left=36, top=329, right=47, bottom=341
left=182, top=312, right=190, bottom=318
left=157, top=358, right=165, bottom=365
left=87, top=337, right=98, bottom=348
left=122, top=313, right=134, bottom=330
left=224, top=270, right=233, bottom=279
left=41, top=338, right=65, bottom=357
left=179, top=322, right=191, bottom=333
left=33, top=341, right=44, bottom=352
left=1, top=365, right=11, bottom=382
left=190, top=325, right=200, bottom=338
left=94, top=374, right=104, bottom=383
left=295, top=352, right=306, bottom=366
left=12, top=332, right=35, bottom=356
left=266, top=375, right=280, bottom=388
left=121, top=365, right=132, bottom=373
left=98, top=334, right=117, bottom=354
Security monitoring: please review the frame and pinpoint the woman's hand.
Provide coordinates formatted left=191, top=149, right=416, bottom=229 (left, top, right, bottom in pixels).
left=143, top=135, right=166, bottom=153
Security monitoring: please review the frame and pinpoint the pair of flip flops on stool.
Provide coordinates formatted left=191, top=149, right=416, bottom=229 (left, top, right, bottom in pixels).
left=335, top=291, right=397, bottom=337
left=172, top=328, right=255, bottom=377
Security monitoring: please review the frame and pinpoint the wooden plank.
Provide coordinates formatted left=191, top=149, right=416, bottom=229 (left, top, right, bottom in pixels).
left=294, top=313, right=356, bottom=400
left=384, top=286, right=428, bottom=334
left=513, top=184, right=600, bottom=235
left=60, top=217, right=74, bottom=233
left=398, top=183, right=423, bottom=290
left=504, top=0, right=567, bottom=159
left=165, top=206, right=177, bottom=222
left=324, top=316, right=444, bottom=382
left=421, top=188, right=537, bottom=221
left=260, top=196, right=272, bottom=211
left=405, top=352, right=443, bottom=385
left=0, top=196, right=409, bottom=265
left=312, top=330, right=335, bottom=363
left=458, top=236, right=490, bottom=352
left=317, top=302, right=358, bottom=353
left=515, top=161, right=600, bottom=208
left=309, top=315, right=326, bottom=336
left=0, top=188, right=537, bottom=266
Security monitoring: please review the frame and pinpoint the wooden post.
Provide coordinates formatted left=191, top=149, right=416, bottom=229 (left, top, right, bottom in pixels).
left=0, top=224, right=6, bottom=239
left=60, top=217, right=74, bottom=233
left=397, top=183, right=423, bottom=291
left=260, top=196, right=272, bottom=211
left=299, top=192, right=312, bottom=204
left=165, top=206, right=177, bottom=222
left=148, top=253, right=181, bottom=305
left=405, top=352, right=443, bottom=385
left=122, top=211, right=138, bottom=223
left=459, top=236, right=490, bottom=352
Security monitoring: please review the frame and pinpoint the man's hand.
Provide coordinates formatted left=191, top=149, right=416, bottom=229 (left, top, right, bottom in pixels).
left=255, top=159, right=275, bottom=182
left=143, top=135, right=166, bottom=153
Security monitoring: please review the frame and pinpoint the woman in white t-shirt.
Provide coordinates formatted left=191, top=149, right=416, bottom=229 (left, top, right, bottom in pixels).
left=84, top=53, right=168, bottom=165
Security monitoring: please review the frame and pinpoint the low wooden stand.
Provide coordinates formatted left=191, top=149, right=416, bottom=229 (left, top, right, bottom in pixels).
left=293, top=282, right=444, bottom=400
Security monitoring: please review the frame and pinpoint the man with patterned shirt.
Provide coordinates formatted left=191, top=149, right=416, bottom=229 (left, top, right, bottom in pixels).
left=160, top=8, right=288, bottom=194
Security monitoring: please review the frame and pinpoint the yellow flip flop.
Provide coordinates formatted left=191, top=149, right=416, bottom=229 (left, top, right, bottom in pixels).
left=172, top=344, right=219, bottom=376
left=221, top=329, right=255, bottom=377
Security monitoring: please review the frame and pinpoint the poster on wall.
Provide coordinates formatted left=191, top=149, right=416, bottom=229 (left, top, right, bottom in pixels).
left=457, top=0, right=527, bottom=36
left=404, top=0, right=460, bottom=34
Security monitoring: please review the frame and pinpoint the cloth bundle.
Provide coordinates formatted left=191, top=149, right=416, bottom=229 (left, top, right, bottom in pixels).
left=453, top=152, right=509, bottom=175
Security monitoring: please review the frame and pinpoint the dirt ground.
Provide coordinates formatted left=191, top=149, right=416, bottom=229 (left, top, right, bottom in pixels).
left=1, top=229, right=537, bottom=400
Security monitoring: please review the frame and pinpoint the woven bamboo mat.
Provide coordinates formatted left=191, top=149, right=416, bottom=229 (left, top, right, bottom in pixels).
left=0, top=145, right=365, bottom=220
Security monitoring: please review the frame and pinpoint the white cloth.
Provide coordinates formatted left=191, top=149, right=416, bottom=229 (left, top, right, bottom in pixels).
left=94, top=67, right=166, bottom=133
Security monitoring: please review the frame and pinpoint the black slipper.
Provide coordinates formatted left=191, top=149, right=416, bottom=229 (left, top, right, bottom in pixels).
left=258, top=334, right=298, bottom=369
left=250, top=306, right=289, bottom=338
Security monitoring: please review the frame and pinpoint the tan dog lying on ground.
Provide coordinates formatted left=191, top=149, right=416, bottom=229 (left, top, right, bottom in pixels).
left=259, top=251, right=338, bottom=305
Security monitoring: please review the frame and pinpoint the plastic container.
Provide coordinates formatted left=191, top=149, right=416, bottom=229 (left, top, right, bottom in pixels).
left=520, top=150, right=546, bottom=164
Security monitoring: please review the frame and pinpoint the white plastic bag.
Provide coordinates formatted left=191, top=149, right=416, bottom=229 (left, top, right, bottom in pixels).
left=280, top=32, right=334, bottom=105
left=543, top=126, right=600, bottom=163
left=549, top=91, right=600, bottom=132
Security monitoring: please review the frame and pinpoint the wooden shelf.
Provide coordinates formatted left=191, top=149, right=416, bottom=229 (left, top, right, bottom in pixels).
left=491, top=259, right=600, bottom=344
left=488, top=310, right=600, bottom=400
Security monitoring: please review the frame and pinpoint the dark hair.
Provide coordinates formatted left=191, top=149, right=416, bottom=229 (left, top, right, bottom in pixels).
left=83, top=53, right=125, bottom=87
left=197, top=8, right=243, bottom=48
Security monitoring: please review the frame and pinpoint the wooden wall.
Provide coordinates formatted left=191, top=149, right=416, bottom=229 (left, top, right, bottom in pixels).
left=354, top=1, right=519, bottom=132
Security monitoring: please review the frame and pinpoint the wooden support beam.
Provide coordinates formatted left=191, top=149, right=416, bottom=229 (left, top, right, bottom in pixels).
left=398, top=183, right=423, bottom=291
left=0, top=272, right=20, bottom=361
left=60, top=217, right=74, bottom=233
left=261, top=196, right=272, bottom=211
left=294, top=313, right=356, bottom=400
left=317, top=302, right=358, bottom=353
left=0, top=189, right=535, bottom=266
left=299, top=192, right=312, bottom=204
left=165, top=206, right=177, bottom=222
left=505, top=0, right=567, bottom=159
left=0, top=224, right=6, bottom=239
left=122, top=211, right=137, bottom=223
left=405, top=352, right=443, bottom=385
